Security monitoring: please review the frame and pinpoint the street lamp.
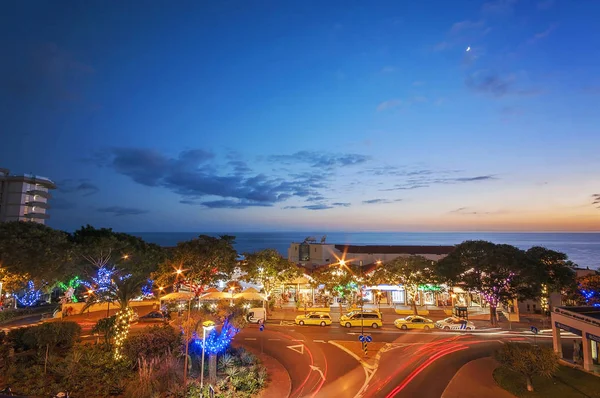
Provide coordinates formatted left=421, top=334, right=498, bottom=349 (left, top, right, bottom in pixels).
left=200, top=320, right=216, bottom=389
left=229, top=287, right=235, bottom=306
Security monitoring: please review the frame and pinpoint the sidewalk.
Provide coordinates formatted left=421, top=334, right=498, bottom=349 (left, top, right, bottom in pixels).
left=234, top=343, right=292, bottom=398
left=441, top=357, right=516, bottom=398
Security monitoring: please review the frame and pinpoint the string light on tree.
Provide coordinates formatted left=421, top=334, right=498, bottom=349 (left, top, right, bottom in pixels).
left=113, top=306, right=134, bottom=360
left=190, top=319, right=239, bottom=356
left=57, top=276, right=82, bottom=303
left=15, top=281, right=41, bottom=307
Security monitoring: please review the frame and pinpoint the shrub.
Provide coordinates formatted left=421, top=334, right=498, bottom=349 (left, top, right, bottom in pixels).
left=92, top=315, right=117, bottom=348
left=23, top=321, right=81, bottom=352
left=494, top=342, right=558, bottom=392
left=122, top=324, right=182, bottom=364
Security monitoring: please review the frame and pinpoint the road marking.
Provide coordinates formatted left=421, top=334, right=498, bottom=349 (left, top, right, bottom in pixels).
left=287, top=344, right=304, bottom=355
left=309, top=365, right=326, bottom=381
left=268, top=338, right=281, bottom=341
left=244, top=338, right=257, bottom=341
left=292, top=339, right=304, bottom=342
left=313, top=340, right=326, bottom=343
left=279, top=320, right=296, bottom=326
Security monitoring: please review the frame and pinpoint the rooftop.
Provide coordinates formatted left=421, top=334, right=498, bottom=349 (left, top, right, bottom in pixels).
left=557, top=306, right=600, bottom=321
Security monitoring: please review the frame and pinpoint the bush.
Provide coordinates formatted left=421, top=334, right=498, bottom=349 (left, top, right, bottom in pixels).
left=24, top=321, right=81, bottom=351
left=6, top=327, right=31, bottom=351
left=495, top=342, right=558, bottom=392
left=4, top=344, right=132, bottom=397
left=122, top=325, right=182, bottom=364
left=92, top=315, right=117, bottom=348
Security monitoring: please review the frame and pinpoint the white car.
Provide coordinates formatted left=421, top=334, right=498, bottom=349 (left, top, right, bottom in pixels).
left=435, top=317, right=475, bottom=331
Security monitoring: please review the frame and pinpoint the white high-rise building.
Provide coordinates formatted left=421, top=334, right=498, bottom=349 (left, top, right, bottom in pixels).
left=0, top=168, right=56, bottom=225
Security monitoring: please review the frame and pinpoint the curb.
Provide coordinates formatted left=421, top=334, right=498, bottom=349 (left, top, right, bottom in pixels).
left=236, top=343, right=293, bottom=398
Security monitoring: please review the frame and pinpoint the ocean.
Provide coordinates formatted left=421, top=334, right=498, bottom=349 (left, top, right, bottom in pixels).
left=131, top=232, right=600, bottom=269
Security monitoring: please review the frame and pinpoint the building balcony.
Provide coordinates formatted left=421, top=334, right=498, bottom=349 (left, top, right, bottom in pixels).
left=27, top=189, right=52, bottom=199
left=26, top=201, right=50, bottom=209
left=24, top=212, right=50, bottom=220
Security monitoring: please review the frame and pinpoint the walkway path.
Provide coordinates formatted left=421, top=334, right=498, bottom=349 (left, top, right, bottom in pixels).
left=441, top=356, right=516, bottom=398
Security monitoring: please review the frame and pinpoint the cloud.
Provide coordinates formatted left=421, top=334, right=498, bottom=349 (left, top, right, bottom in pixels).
left=450, top=206, right=505, bottom=215
left=95, top=148, right=365, bottom=209
left=482, top=0, right=518, bottom=15
left=379, top=173, right=497, bottom=192
left=465, top=71, right=544, bottom=98
left=284, top=202, right=350, bottom=211
left=537, top=0, right=554, bottom=9
left=450, top=20, right=485, bottom=34
left=57, top=179, right=100, bottom=196
left=268, top=151, right=370, bottom=168
left=381, top=66, right=396, bottom=73
left=196, top=200, right=273, bottom=209
left=50, top=197, right=77, bottom=210
left=593, top=194, right=600, bottom=207
left=97, top=206, right=149, bottom=217
left=466, top=72, right=515, bottom=97
left=377, top=97, right=426, bottom=112
left=376, top=99, right=402, bottom=112
left=306, top=196, right=327, bottom=202
left=362, top=198, right=403, bottom=205
left=528, top=25, right=557, bottom=44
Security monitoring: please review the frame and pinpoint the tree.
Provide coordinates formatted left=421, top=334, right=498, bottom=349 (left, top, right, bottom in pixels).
left=311, top=263, right=360, bottom=313
left=369, top=256, right=436, bottom=315
left=154, top=235, right=238, bottom=295
left=71, top=225, right=164, bottom=279
left=577, top=274, right=600, bottom=306
left=0, top=221, right=73, bottom=290
left=495, top=343, right=558, bottom=392
left=241, top=249, right=303, bottom=300
left=437, top=241, right=535, bottom=326
left=526, top=247, right=576, bottom=312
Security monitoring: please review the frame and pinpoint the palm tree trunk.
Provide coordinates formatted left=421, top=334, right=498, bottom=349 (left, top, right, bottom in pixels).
left=209, top=353, right=217, bottom=383
left=526, top=375, right=534, bottom=391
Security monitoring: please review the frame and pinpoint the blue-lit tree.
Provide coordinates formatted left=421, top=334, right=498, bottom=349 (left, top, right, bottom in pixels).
left=15, top=281, right=41, bottom=307
left=190, top=319, right=239, bottom=383
left=578, top=275, right=600, bottom=307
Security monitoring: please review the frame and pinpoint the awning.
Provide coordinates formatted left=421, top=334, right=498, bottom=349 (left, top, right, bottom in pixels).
left=160, top=291, right=195, bottom=301
left=234, top=287, right=267, bottom=301
left=365, top=285, right=404, bottom=291
left=199, top=291, right=231, bottom=300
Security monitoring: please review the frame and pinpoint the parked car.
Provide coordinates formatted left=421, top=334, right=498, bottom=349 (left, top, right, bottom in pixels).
left=295, top=312, right=332, bottom=326
left=435, top=317, right=475, bottom=331
left=138, top=311, right=170, bottom=323
left=394, top=315, right=435, bottom=330
left=339, top=310, right=383, bottom=329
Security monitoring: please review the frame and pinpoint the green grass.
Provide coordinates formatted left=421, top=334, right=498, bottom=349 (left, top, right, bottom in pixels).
left=493, top=365, right=600, bottom=398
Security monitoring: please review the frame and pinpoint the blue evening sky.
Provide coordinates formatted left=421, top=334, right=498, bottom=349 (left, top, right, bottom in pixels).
left=1, top=0, right=599, bottom=232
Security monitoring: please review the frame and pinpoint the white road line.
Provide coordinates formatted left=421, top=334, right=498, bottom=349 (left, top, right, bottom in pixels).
left=244, top=338, right=257, bottom=341
left=292, top=339, right=304, bottom=342
left=313, top=340, right=326, bottom=343
left=268, top=338, right=281, bottom=341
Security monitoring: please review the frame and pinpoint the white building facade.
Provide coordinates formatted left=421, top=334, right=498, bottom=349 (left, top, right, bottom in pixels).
left=551, top=306, right=600, bottom=373
left=0, top=168, right=55, bottom=224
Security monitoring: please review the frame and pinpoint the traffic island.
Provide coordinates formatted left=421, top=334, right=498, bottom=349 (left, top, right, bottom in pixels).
left=233, top=342, right=292, bottom=398
left=329, top=340, right=388, bottom=369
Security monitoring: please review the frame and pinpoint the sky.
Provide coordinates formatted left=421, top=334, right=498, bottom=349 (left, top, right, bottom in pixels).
left=1, top=0, right=599, bottom=233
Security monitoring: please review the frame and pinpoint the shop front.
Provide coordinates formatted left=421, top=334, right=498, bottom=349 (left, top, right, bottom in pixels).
left=552, top=306, right=600, bottom=373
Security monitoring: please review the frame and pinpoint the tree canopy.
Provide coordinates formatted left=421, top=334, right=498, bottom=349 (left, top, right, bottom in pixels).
left=0, top=221, right=73, bottom=290
left=154, top=235, right=237, bottom=294
left=71, top=225, right=164, bottom=279
left=437, top=241, right=536, bottom=325
left=369, top=255, right=437, bottom=314
left=241, top=249, right=303, bottom=297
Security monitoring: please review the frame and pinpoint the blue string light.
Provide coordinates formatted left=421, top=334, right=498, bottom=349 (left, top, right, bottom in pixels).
left=15, top=281, right=41, bottom=307
left=189, top=319, right=239, bottom=356
left=141, top=279, right=154, bottom=297
left=83, top=266, right=116, bottom=294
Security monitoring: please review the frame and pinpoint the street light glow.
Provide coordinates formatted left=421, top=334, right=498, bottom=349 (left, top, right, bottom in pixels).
left=339, top=259, right=346, bottom=266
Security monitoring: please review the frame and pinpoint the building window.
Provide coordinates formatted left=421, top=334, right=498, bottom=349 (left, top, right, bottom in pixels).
left=527, top=304, right=530, bottom=312
left=299, top=243, right=310, bottom=262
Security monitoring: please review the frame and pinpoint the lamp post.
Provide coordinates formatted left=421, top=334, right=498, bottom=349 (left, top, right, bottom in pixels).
left=183, top=297, right=193, bottom=386
left=200, top=320, right=216, bottom=389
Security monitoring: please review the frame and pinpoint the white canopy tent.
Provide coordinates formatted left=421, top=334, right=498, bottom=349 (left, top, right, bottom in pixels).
left=234, top=287, right=267, bottom=302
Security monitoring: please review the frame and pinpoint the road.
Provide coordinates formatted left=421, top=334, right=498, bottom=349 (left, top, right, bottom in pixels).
left=6, top=314, right=579, bottom=398
left=235, top=322, right=578, bottom=398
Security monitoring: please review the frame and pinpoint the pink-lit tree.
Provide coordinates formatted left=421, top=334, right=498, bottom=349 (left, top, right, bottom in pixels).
left=437, top=241, right=534, bottom=326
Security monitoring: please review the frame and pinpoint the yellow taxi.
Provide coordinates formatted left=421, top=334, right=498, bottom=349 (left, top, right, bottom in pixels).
left=295, top=312, right=332, bottom=326
left=339, top=310, right=383, bottom=329
left=394, top=315, right=435, bottom=330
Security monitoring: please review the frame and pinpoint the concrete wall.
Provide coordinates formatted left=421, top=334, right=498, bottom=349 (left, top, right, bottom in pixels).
left=62, top=299, right=159, bottom=315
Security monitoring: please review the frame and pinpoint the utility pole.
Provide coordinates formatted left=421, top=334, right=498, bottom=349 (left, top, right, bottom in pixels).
left=360, top=261, right=364, bottom=339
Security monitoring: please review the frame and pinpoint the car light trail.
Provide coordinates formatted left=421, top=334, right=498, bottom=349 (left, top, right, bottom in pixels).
left=385, top=345, right=469, bottom=398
